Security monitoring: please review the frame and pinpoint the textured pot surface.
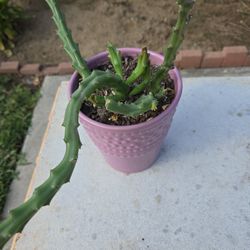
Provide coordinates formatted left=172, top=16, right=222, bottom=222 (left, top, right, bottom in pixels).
left=68, top=48, right=183, bottom=173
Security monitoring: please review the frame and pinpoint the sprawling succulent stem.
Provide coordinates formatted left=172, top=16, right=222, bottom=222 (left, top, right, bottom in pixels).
left=46, top=0, right=90, bottom=78
left=0, top=70, right=128, bottom=247
left=0, top=81, right=86, bottom=248
left=125, top=47, right=149, bottom=85
left=105, top=93, right=158, bottom=117
left=107, top=43, right=123, bottom=78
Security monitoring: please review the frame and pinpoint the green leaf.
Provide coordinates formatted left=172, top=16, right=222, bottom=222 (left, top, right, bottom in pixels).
left=0, top=39, right=5, bottom=51
left=7, top=39, right=15, bottom=49
left=4, top=49, right=12, bottom=57
left=4, top=27, right=16, bottom=40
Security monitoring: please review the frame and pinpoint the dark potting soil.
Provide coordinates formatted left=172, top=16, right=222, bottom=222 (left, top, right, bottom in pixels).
left=81, top=56, right=175, bottom=126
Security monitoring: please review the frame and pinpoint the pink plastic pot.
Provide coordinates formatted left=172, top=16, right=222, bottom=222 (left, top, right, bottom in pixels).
left=68, top=48, right=182, bottom=173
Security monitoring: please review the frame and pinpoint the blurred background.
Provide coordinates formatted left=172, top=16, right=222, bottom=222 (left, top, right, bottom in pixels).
left=1, top=0, right=250, bottom=64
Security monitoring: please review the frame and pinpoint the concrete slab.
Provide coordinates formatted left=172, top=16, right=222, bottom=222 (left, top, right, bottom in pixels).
left=13, top=76, right=250, bottom=250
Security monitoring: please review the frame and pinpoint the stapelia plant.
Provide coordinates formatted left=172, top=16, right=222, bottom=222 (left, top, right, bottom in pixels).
left=0, top=0, right=194, bottom=247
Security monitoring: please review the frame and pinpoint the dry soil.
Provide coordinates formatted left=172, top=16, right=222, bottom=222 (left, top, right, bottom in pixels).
left=2, top=0, right=250, bottom=64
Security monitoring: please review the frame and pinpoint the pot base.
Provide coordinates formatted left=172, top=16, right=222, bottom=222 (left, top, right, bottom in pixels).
left=103, top=146, right=161, bottom=174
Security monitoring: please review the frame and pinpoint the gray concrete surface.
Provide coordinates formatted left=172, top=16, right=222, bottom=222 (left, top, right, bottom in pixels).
left=2, top=76, right=70, bottom=250
left=181, top=67, right=250, bottom=77
left=12, top=76, right=250, bottom=250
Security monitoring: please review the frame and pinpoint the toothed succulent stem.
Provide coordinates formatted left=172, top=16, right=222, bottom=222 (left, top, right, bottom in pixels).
left=90, top=93, right=126, bottom=108
left=45, top=0, right=90, bottom=78
left=129, top=61, right=150, bottom=96
left=125, top=47, right=149, bottom=85
left=107, top=42, right=123, bottom=78
left=0, top=70, right=129, bottom=247
left=151, top=0, right=194, bottom=94
left=163, top=0, right=194, bottom=69
left=0, top=81, right=86, bottom=248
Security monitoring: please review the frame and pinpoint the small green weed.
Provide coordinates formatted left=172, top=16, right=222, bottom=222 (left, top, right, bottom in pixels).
left=0, top=0, right=25, bottom=56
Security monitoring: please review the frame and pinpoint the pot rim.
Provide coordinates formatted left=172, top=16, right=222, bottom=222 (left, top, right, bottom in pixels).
left=68, top=48, right=183, bottom=131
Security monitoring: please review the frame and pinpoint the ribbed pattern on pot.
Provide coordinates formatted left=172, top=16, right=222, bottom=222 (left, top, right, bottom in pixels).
left=81, top=112, right=174, bottom=158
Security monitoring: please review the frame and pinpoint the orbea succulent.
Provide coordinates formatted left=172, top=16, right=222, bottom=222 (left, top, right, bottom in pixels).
left=0, top=0, right=195, bottom=247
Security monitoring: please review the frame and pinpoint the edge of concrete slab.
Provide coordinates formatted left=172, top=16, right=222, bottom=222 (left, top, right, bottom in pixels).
left=2, top=76, right=69, bottom=250
left=181, top=67, right=250, bottom=77
left=10, top=85, right=63, bottom=250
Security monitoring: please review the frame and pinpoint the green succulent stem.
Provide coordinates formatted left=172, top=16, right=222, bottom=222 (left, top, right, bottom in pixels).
left=151, top=0, right=194, bottom=94
left=129, top=62, right=150, bottom=96
left=0, top=69, right=129, bottom=247
left=105, top=93, right=158, bottom=117
left=90, top=93, right=126, bottom=108
left=163, top=0, right=194, bottom=69
left=125, top=47, right=149, bottom=85
left=0, top=81, right=86, bottom=248
left=150, top=66, right=166, bottom=94
left=107, top=42, right=123, bottom=78
left=45, top=0, right=90, bottom=78
left=82, top=70, right=129, bottom=99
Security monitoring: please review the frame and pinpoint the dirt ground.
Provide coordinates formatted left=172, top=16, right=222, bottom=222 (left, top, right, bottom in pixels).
left=2, top=0, right=250, bottom=64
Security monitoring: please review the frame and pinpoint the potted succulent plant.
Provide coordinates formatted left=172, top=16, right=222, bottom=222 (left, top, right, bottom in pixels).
left=68, top=48, right=183, bottom=173
left=0, top=0, right=194, bottom=247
